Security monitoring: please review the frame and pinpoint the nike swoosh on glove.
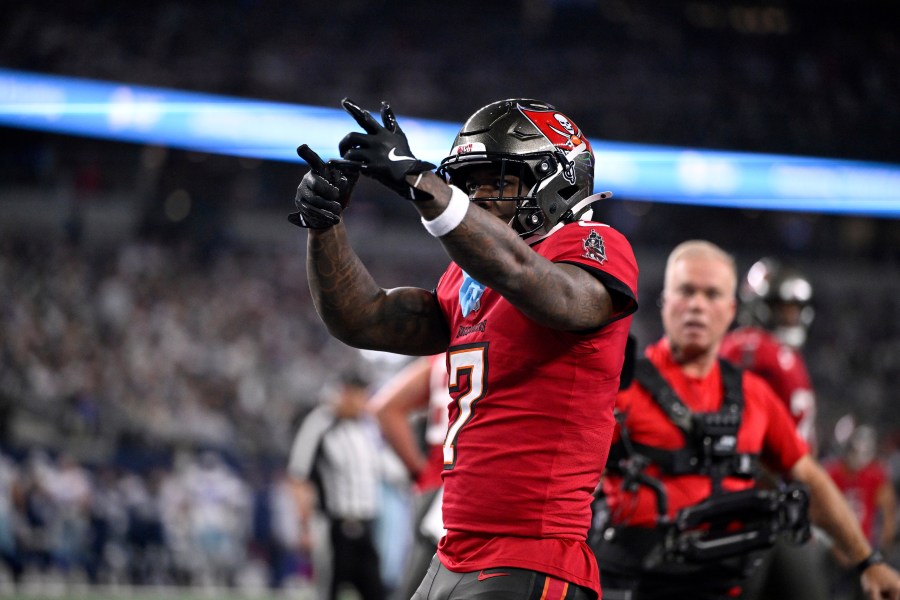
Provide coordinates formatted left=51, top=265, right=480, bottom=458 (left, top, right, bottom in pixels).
left=338, top=98, right=435, bottom=201
left=388, top=148, right=417, bottom=162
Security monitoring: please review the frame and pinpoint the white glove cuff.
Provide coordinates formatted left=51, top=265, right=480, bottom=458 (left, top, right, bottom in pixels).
left=421, top=185, right=469, bottom=238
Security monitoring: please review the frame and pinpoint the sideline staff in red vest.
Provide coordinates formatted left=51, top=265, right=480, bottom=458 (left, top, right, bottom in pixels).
left=595, top=240, right=900, bottom=600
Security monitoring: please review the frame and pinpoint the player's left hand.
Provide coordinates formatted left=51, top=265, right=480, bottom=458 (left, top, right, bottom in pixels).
left=338, top=98, right=435, bottom=201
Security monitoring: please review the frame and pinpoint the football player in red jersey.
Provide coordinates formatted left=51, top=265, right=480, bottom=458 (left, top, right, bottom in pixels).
left=593, top=241, right=900, bottom=600
left=720, top=257, right=817, bottom=447
left=290, top=98, right=638, bottom=599
left=719, top=258, right=825, bottom=600
left=826, top=424, right=898, bottom=599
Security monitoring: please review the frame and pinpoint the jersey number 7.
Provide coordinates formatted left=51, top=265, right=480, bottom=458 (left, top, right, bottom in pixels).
left=443, top=343, right=488, bottom=469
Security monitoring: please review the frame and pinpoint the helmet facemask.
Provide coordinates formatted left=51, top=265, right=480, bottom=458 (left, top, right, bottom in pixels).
left=440, top=152, right=566, bottom=236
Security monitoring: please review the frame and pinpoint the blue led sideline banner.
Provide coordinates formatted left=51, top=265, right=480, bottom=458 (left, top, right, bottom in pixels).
left=2, top=68, right=899, bottom=217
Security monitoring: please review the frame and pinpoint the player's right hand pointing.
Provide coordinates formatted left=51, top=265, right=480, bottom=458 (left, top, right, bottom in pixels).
left=288, top=144, right=359, bottom=229
left=338, top=98, right=435, bottom=201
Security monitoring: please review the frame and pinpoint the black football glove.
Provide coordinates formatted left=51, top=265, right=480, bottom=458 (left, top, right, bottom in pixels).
left=338, top=98, right=436, bottom=201
left=288, top=144, right=359, bottom=229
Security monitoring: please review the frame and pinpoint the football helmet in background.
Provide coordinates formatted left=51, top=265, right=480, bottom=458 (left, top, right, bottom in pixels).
left=739, top=257, right=815, bottom=348
left=438, top=99, right=600, bottom=236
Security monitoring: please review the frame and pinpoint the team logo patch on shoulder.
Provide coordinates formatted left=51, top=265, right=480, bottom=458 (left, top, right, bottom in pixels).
left=582, top=229, right=607, bottom=263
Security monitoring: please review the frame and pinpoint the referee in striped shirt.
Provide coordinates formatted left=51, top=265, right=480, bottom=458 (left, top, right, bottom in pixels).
left=288, top=369, right=386, bottom=600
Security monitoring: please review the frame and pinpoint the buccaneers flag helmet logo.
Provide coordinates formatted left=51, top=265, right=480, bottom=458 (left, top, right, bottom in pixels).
left=518, top=107, right=592, bottom=155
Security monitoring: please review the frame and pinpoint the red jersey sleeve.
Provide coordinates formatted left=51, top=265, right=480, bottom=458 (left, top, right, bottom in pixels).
left=532, top=221, right=639, bottom=319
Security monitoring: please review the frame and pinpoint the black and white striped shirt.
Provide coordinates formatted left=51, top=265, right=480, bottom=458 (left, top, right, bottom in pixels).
left=288, top=404, right=382, bottom=520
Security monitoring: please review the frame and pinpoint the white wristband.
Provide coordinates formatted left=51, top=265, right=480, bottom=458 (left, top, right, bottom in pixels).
left=421, top=185, right=469, bottom=237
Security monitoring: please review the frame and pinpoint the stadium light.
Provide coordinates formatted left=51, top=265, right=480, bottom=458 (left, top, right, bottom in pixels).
left=1, top=68, right=898, bottom=217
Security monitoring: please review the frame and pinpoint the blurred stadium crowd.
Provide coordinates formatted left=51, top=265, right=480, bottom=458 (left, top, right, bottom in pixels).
left=1, top=0, right=899, bottom=594
left=3, top=0, right=898, bottom=162
left=0, top=238, right=336, bottom=592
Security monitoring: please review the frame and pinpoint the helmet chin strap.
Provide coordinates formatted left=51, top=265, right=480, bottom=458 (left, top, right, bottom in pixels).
left=525, top=191, right=615, bottom=242
left=565, top=191, right=613, bottom=222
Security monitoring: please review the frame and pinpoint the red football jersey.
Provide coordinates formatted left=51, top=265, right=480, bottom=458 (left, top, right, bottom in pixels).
left=824, top=459, right=889, bottom=542
left=434, top=220, right=638, bottom=596
left=720, top=326, right=816, bottom=445
left=604, top=339, right=808, bottom=527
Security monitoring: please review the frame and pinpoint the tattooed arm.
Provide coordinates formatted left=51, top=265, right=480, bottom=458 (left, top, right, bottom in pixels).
left=306, top=222, right=450, bottom=355
left=411, top=173, right=615, bottom=331
left=306, top=171, right=614, bottom=346
left=293, top=143, right=448, bottom=355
